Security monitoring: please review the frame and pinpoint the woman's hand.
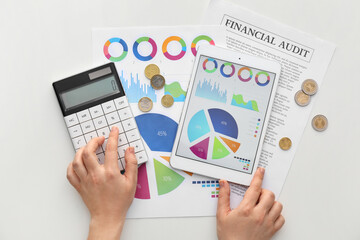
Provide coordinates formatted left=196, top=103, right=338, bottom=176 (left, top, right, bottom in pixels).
left=66, top=126, right=138, bottom=240
left=216, top=168, right=285, bottom=240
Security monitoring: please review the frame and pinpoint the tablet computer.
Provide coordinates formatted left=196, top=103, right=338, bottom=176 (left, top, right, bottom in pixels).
left=170, top=45, right=281, bottom=185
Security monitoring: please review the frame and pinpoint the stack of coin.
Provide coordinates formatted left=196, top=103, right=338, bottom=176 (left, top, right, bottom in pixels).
left=294, top=79, right=318, bottom=107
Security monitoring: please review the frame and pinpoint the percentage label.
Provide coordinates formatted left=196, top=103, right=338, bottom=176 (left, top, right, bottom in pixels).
left=221, top=121, right=227, bottom=126
left=163, top=176, right=172, bottom=182
left=157, top=130, right=168, bottom=136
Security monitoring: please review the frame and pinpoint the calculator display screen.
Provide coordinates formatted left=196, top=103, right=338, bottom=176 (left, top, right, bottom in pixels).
left=60, top=75, right=120, bottom=111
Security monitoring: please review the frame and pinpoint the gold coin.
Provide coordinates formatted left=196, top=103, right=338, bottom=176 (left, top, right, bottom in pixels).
left=312, top=114, right=328, bottom=132
left=279, top=137, right=292, bottom=150
left=161, top=94, right=174, bottom=108
left=294, top=90, right=311, bottom=107
left=301, top=79, right=318, bottom=96
left=144, top=64, right=160, bottom=79
left=138, top=97, right=153, bottom=112
left=151, top=74, right=165, bottom=90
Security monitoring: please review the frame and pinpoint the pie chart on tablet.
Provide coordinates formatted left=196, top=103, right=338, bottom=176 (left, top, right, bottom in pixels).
left=187, top=108, right=241, bottom=160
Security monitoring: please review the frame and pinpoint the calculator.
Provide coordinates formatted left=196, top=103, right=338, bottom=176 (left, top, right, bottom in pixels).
left=53, top=63, right=148, bottom=170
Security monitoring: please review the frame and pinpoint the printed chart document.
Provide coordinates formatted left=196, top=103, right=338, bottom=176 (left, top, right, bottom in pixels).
left=204, top=0, right=336, bottom=208
left=93, top=26, right=226, bottom=218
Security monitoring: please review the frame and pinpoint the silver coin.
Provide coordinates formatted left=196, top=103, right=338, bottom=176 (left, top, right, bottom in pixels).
left=138, top=97, right=153, bottom=112
left=151, top=74, right=165, bottom=90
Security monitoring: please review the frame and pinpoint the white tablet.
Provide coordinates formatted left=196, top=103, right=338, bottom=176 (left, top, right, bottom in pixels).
left=170, top=45, right=281, bottom=185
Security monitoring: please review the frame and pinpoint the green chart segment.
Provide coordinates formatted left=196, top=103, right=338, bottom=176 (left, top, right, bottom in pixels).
left=154, top=159, right=185, bottom=195
left=212, top=137, right=230, bottom=159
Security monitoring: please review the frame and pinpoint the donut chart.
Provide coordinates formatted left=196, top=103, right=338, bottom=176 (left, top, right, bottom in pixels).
left=162, top=36, right=186, bottom=60
left=202, top=58, right=218, bottom=73
left=191, top=35, right=215, bottom=56
left=255, top=71, right=270, bottom=86
left=133, top=37, right=157, bottom=61
left=103, top=37, right=128, bottom=62
left=220, top=63, right=235, bottom=78
left=188, top=109, right=240, bottom=160
left=238, top=67, right=253, bottom=82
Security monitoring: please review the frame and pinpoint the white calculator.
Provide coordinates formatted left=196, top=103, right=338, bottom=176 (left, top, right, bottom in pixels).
left=53, top=63, right=148, bottom=171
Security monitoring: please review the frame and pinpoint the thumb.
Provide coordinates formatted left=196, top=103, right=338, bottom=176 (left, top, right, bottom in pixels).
left=124, top=147, right=138, bottom=184
left=217, top=180, right=231, bottom=218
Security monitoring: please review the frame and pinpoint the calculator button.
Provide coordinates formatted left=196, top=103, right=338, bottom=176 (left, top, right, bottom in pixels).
left=118, top=133, right=128, bottom=146
left=119, top=158, right=125, bottom=170
left=129, top=139, right=144, bottom=152
left=105, top=111, right=120, bottom=125
left=64, top=114, right=79, bottom=127
left=89, top=105, right=104, bottom=119
left=118, top=159, right=125, bottom=171
left=68, top=125, right=83, bottom=138
left=114, top=96, right=129, bottom=110
left=118, top=144, right=129, bottom=158
left=101, top=100, right=116, bottom=114
left=84, top=131, right=98, bottom=143
left=97, top=127, right=110, bottom=139
left=118, top=107, right=132, bottom=121
left=125, top=129, right=140, bottom=143
left=109, top=122, right=124, bottom=134
left=135, top=151, right=148, bottom=164
left=97, top=153, right=105, bottom=165
left=72, top=136, right=86, bottom=149
left=93, top=116, right=107, bottom=129
left=76, top=109, right=91, bottom=123
left=122, top=118, right=136, bottom=132
left=80, top=120, right=95, bottom=134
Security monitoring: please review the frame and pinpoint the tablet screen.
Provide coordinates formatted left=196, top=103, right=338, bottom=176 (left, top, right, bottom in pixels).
left=175, top=55, right=276, bottom=174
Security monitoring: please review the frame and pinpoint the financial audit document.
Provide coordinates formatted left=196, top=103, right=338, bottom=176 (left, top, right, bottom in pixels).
left=204, top=0, right=336, bottom=208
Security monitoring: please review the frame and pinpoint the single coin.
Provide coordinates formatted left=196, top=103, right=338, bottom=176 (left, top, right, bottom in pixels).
left=279, top=137, right=292, bottom=151
left=302, top=79, right=318, bottom=96
left=312, top=114, right=328, bottom=132
left=161, top=94, right=174, bottom=108
left=144, top=64, right=160, bottom=79
left=294, top=90, right=311, bottom=107
left=138, top=97, right=153, bottom=112
left=151, top=74, right=165, bottom=90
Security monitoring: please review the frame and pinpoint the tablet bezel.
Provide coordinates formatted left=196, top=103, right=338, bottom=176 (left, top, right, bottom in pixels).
left=170, top=45, right=281, bottom=186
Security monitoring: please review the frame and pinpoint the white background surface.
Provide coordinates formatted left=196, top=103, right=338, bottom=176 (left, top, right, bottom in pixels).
left=0, top=0, right=359, bottom=239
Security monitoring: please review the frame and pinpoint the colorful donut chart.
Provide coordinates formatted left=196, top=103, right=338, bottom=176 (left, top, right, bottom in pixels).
left=191, top=35, right=215, bottom=56
left=103, top=37, right=128, bottom=62
left=162, top=36, right=186, bottom=60
left=255, top=71, right=270, bottom=86
left=238, top=67, right=253, bottom=82
left=202, top=58, right=218, bottom=73
left=220, top=63, right=235, bottom=78
left=133, top=37, right=157, bottom=61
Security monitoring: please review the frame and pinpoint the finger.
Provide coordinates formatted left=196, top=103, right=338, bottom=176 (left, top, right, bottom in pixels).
left=104, top=126, right=120, bottom=170
left=256, top=189, right=275, bottom=212
left=216, top=180, right=231, bottom=219
left=67, top=162, right=81, bottom=191
left=269, top=201, right=283, bottom=221
left=273, top=215, right=285, bottom=232
left=72, top=148, right=87, bottom=180
left=82, top=136, right=105, bottom=172
left=240, top=167, right=265, bottom=207
left=124, top=147, right=138, bottom=184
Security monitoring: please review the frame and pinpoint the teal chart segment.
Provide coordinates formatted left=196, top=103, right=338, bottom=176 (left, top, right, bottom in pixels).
left=187, top=110, right=211, bottom=142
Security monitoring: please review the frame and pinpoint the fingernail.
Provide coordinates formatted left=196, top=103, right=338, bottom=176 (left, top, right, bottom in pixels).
left=111, top=126, right=118, bottom=132
left=219, top=180, right=224, bottom=188
left=129, top=147, right=135, bottom=153
left=259, top=167, right=265, bottom=174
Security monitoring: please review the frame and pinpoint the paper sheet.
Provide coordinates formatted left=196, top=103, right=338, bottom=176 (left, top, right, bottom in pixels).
left=203, top=0, right=336, bottom=209
left=92, top=26, right=226, bottom=218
